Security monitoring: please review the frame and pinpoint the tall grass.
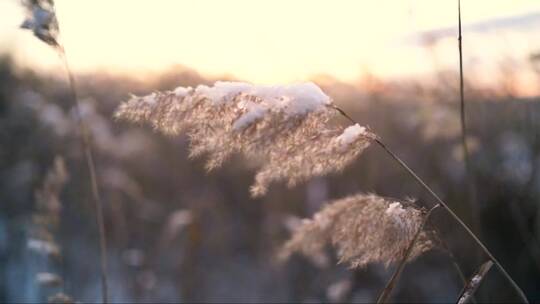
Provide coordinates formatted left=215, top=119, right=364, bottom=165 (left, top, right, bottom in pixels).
left=20, top=0, right=532, bottom=303
left=20, top=1, right=109, bottom=302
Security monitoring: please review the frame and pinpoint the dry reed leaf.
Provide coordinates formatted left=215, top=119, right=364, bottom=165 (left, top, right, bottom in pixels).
left=457, top=260, right=494, bottom=304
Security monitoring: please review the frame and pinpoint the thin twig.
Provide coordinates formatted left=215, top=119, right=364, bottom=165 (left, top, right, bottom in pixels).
left=458, top=0, right=482, bottom=238
left=332, top=106, right=529, bottom=303
left=58, top=48, right=109, bottom=304
left=377, top=204, right=440, bottom=303
left=457, top=0, right=469, bottom=175
left=456, top=260, right=494, bottom=304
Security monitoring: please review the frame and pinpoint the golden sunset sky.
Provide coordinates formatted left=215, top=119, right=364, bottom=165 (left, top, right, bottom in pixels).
left=1, top=0, right=540, bottom=88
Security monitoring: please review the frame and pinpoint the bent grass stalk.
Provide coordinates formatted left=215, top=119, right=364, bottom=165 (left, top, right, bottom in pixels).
left=334, top=106, right=529, bottom=303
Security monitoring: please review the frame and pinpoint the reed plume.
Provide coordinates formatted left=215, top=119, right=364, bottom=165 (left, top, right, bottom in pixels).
left=115, top=82, right=376, bottom=196
left=28, top=156, right=67, bottom=258
left=27, top=156, right=76, bottom=303
left=20, top=0, right=59, bottom=47
left=279, top=193, right=436, bottom=268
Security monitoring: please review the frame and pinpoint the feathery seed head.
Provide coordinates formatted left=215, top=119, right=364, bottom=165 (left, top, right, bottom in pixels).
left=279, top=193, right=436, bottom=268
left=115, top=82, right=375, bottom=196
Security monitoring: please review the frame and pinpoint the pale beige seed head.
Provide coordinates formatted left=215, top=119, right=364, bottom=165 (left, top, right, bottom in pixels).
left=115, top=82, right=376, bottom=196
left=279, top=193, right=436, bottom=268
left=28, top=156, right=68, bottom=259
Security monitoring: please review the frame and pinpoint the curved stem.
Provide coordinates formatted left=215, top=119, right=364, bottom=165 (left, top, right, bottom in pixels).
left=375, top=139, right=528, bottom=303
left=332, top=106, right=528, bottom=303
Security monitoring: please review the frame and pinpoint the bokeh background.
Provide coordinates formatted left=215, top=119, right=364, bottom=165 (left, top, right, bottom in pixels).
left=1, top=0, right=540, bottom=302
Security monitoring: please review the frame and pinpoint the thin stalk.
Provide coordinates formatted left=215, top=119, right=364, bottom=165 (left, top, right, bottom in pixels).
left=458, top=0, right=481, bottom=237
left=333, top=106, right=528, bottom=303
left=58, top=49, right=109, bottom=304
left=377, top=204, right=440, bottom=303
left=458, top=0, right=469, bottom=171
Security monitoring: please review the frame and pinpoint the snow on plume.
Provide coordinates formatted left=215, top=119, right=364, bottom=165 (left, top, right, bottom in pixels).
left=115, top=81, right=375, bottom=196
left=386, top=202, right=406, bottom=217
left=232, top=103, right=268, bottom=131
left=336, top=124, right=367, bottom=149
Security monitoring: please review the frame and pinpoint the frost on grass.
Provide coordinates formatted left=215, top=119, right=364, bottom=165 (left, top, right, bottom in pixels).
left=115, top=81, right=376, bottom=196
left=279, top=193, right=436, bottom=268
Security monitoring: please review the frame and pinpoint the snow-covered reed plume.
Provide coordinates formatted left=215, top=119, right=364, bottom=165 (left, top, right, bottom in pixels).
left=115, top=81, right=376, bottom=196
left=279, top=193, right=436, bottom=268
left=20, top=0, right=59, bottom=47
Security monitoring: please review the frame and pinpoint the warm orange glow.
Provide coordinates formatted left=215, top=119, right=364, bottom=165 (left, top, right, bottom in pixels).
left=1, top=0, right=539, bottom=85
